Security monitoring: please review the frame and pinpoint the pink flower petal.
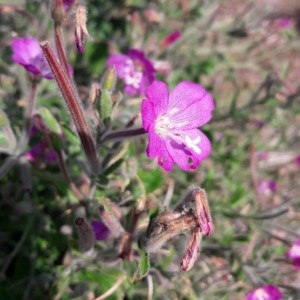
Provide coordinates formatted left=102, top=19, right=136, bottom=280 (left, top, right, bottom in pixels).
left=12, top=38, right=40, bottom=65
left=146, top=127, right=174, bottom=171
left=144, top=81, right=169, bottom=116
left=165, top=129, right=211, bottom=171
left=169, top=81, right=214, bottom=113
left=11, top=37, right=54, bottom=79
left=170, top=92, right=214, bottom=129
left=141, top=99, right=156, bottom=130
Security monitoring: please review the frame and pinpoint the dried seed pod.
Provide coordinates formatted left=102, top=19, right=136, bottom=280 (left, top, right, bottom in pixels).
left=181, top=229, right=202, bottom=271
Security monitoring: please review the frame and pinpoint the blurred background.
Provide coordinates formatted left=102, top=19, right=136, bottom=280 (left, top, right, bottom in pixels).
left=0, top=0, right=300, bottom=299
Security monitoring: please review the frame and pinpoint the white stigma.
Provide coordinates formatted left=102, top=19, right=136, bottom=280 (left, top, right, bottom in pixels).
left=155, top=113, right=201, bottom=154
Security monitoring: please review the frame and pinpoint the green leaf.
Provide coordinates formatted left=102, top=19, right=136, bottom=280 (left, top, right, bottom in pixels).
left=229, top=185, right=245, bottom=205
left=63, top=126, right=80, bottom=145
left=39, top=107, right=63, bottom=135
left=103, top=158, right=124, bottom=176
left=138, top=250, right=149, bottom=279
left=102, top=66, right=117, bottom=92
left=0, top=109, right=9, bottom=127
left=100, top=89, right=113, bottom=125
left=138, top=168, right=163, bottom=193
left=78, top=267, right=125, bottom=296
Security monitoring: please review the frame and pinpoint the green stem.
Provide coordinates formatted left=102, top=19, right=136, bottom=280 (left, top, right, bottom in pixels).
left=18, top=81, right=38, bottom=152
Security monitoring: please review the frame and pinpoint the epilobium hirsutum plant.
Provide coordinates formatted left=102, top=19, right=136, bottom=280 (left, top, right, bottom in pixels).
left=2, top=0, right=216, bottom=297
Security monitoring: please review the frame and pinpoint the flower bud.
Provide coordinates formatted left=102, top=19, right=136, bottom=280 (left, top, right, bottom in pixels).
left=75, top=4, right=93, bottom=54
left=98, top=202, right=125, bottom=238
left=102, top=66, right=117, bottom=92
left=74, top=217, right=95, bottom=252
left=51, top=0, right=65, bottom=25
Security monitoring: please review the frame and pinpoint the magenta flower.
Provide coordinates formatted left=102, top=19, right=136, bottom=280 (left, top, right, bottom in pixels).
left=274, top=18, right=292, bottom=29
left=24, top=142, right=57, bottom=163
left=295, top=155, right=300, bottom=167
left=287, top=239, right=300, bottom=268
left=63, top=0, right=75, bottom=12
left=141, top=81, right=214, bottom=171
left=257, top=179, right=277, bottom=195
left=246, top=285, right=282, bottom=300
left=91, top=220, right=109, bottom=240
left=107, top=49, right=155, bottom=96
left=160, top=31, right=181, bottom=48
left=11, top=37, right=54, bottom=80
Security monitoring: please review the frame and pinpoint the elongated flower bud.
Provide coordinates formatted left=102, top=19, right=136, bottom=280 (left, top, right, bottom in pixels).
left=98, top=204, right=125, bottom=238
left=75, top=4, right=93, bottom=53
left=74, top=217, right=95, bottom=252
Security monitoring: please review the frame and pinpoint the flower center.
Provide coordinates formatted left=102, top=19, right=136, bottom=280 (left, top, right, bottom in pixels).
left=254, top=289, right=270, bottom=300
left=155, top=113, right=201, bottom=154
left=123, top=59, right=143, bottom=89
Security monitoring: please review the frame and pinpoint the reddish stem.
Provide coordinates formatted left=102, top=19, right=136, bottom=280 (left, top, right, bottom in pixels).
left=40, top=41, right=100, bottom=175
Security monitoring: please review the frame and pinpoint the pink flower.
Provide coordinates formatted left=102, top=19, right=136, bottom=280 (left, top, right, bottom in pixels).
left=24, top=142, right=57, bottom=163
left=160, top=31, right=181, bottom=48
left=141, top=81, right=214, bottom=171
left=11, top=37, right=54, bottom=79
left=63, top=0, right=75, bottom=12
left=257, top=179, right=277, bottom=195
left=107, top=49, right=155, bottom=96
left=91, top=220, right=109, bottom=240
left=295, top=155, right=300, bottom=167
left=246, top=285, right=282, bottom=300
left=274, top=18, right=292, bottom=29
left=287, top=239, right=300, bottom=268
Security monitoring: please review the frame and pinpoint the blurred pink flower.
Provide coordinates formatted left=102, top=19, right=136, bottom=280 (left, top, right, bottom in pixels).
left=256, top=151, right=269, bottom=160
left=91, top=220, right=109, bottom=240
left=24, top=142, right=57, bottom=163
left=141, top=81, right=214, bottom=171
left=246, top=285, right=282, bottom=300
left=107, top=49, right=155, bottom=96
left=160, top=31, right=181, bottom=48
left=295, top=155, right=300, bottom=167
left=287, top=239, right=300, bottom=268
left=257, top=179, right=277, bottom=195
left=11, top=37, right=54, bottom=80
left=63, top=0, right=75, bottom=12
left=274, top=18, right=292, bottom=29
